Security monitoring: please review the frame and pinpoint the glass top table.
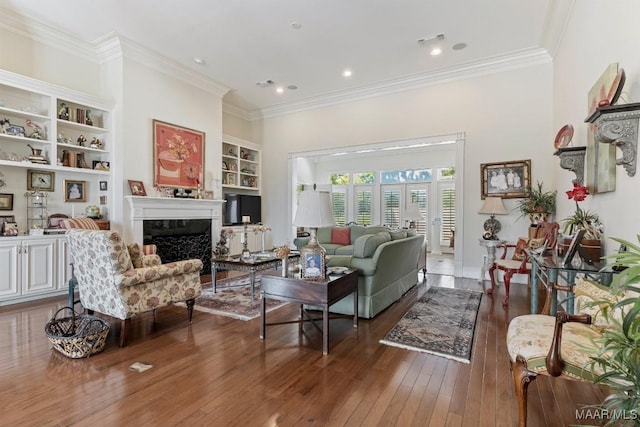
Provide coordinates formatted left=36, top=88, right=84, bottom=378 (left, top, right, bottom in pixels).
left=211, top=251, right=300, bottom=299
left=528, top=250, right=613, bottom=314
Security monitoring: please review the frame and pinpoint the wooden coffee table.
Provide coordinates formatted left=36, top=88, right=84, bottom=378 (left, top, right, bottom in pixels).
left=259, top=270, right=358, bottom=354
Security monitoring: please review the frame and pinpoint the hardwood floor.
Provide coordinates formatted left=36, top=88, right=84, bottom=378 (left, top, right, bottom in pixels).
left=0, top=275, right=609, bottom=426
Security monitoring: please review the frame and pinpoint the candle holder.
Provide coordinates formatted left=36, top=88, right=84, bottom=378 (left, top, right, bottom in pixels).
left=240, top=221, right=252, bottom=260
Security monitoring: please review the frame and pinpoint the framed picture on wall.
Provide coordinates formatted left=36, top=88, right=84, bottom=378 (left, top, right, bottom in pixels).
left=63, top=180, right=87, bottom=202
left=0, top=193, right=14, bottom=210
left=480, top=159, right=531, bottom=199
left=153, top=119, right=205, bottom=190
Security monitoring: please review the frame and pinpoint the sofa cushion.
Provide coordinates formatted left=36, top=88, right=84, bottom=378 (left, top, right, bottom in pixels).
left=317, top=227, right=333, bottom=244
left=354, top=231, right=391, bottom=258
left=331, top=227, right=351, bottom=245
left=334, top=245, right=354, bottom=255
left=390, top=229, right=407, bottom=240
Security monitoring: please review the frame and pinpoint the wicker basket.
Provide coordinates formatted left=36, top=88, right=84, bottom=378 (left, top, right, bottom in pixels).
left=45, top=307, right=110, bottom=358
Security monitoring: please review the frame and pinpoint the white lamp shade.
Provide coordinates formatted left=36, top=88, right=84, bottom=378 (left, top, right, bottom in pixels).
left=404, top=203, right=424, bottom=221
left=293, top=190, right=336, bottom=228
left=478, top=197, right=508, bottom=216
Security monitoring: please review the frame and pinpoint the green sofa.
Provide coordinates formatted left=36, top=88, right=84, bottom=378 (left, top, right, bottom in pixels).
left=294, top=225, right=426, bottom=318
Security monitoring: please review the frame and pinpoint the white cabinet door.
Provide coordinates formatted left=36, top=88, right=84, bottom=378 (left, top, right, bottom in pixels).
left=22, top=238, right=56, bottom=295
left=57, top=238, right=73, bottom=290
left=0, top=240, right=20, bottom=298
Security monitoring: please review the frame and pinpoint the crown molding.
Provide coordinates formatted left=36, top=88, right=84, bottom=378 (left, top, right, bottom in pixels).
left=0, top=7, right=98, bottom=63
left=222, top=101, right=252, bottom=121
left=95, top=34, right=230, bottom=99
left=253, top=47, right=552, bottom=120
left=540, top=0, right=576, bottom=58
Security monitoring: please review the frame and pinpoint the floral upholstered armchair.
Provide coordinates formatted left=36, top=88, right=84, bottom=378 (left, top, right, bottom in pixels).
left=66, top=229, right=203, bottom=347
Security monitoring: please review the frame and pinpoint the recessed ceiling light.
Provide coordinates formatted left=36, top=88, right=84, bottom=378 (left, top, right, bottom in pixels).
left=192, top=56, right=206, bottom=65
left=291, top=22, right=302, bottom=30
left=343, top=69, right=352, bottom=78
left=430, top=47, right=442, bottom=56
left=452, top=42, right=467, bottom=51
left=276, top=87, right=284, bottom=94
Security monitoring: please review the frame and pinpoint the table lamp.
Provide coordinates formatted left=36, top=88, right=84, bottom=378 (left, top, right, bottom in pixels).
left=293, top=189, right=336, bottom=279
left=404, top=203, right=424, bottom=229
left=478, top=197, right=507, bottom=240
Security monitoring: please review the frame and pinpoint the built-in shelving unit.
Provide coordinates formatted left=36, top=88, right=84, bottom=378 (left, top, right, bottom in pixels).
left=222, top=135, right=261, bottom=192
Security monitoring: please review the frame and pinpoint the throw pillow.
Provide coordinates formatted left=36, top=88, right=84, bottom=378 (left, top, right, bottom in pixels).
left=512, top=237, right=529, bottom=261
left=127, top=243, right=144, bottom=269
left=331, top=227, right=351, bottom=245
left=389, top=229, right=407, bottom=240
left=528, top=237, right=545, bottom=250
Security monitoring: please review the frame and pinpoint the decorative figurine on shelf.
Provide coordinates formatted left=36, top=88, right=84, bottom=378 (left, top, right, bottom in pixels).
left=90, top=137, right=102, bottom=149
left=58, top=103, right=69, bottom=120
left=77, top=134, right=87, bottom=147
left=85, top=109, right=93, bottom=126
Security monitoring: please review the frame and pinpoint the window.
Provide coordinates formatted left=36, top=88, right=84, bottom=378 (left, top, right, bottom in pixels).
left=354, top=172, right=375, bottom=184
left=380, top=169, right=432, bottom=183
left=382, top=187, right=401, bottom=228
left=440, top=185, right=455, bottom=245
left=331, top=189, right=347, bottom=226
left=330, top=173, right=350, bottom=185
left=355, top=187, right=373, bottom=225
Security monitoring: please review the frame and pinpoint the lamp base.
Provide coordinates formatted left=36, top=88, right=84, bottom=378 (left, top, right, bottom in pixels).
left=483, top=215, right=501, bottom=240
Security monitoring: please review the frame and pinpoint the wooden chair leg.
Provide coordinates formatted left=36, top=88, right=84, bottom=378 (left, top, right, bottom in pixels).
left=119, top=318, right=131, bottom=347
left=186, top=298, right=195, bottom=323
left=503, top=271, right=514, bottom=306
left=487, top=265, right=498, bottom=295
left=512, top=355, right=537, bottom=427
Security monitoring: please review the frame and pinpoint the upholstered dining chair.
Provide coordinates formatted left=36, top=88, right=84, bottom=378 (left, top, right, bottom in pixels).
left=488, top=240, right=534, bottom=306
left=66, top=229, right=203, bottom=346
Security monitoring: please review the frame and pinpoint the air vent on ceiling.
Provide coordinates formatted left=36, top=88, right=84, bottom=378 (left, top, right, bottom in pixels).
left=256, top=80, right=275, bottom=88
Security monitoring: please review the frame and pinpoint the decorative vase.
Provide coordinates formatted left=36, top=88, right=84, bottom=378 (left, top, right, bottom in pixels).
left=528, top=212, right=550, bottom=225
left=281, top=258, right=288, bottom=277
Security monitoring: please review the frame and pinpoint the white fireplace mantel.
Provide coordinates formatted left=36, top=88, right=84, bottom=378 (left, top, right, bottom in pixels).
left=126, top=196, right=225, bottom=244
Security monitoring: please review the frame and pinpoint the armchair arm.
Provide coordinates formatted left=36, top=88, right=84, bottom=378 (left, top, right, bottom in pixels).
left=545, top=312, right=592, bottom=377
left=142, top=254, right=162, bottom=267
left=116, top=259, right=203, bottom=288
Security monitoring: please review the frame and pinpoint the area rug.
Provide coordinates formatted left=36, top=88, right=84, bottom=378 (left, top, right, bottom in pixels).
left=380, top=286, right=482, bottom=364
left=190, top=275, right=288, bottom=321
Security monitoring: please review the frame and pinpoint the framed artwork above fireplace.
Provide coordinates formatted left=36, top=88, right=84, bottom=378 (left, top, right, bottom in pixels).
left=153, top=119, right=205, bottom=190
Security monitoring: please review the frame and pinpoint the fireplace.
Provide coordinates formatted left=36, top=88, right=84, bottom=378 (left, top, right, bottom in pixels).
left=144, top=219, right=211, bottom=275
left=126, top=196, right=225, bottom=276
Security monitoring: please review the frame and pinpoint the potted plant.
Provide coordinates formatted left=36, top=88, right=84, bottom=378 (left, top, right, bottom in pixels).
left=560, top=183, right=603, bottom=262
left=516, top=181, right=557, bottom=224
left=584, top=235, right=640, bottom=425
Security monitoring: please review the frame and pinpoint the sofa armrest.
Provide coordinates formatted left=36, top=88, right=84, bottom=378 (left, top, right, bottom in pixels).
left=116, top=259, right=203, bottom=288
left=546, top=312, right=592, bottom=376
left=293, top=237, right=311, bottom=250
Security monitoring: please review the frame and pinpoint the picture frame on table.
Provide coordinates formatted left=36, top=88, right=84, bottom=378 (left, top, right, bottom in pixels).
left=3, top=221, right=18, bottom=236
left=480, top=159, right=531, bottom=199
left=63, top=180, right=87, bottom=202
left=0, top=215, right=15, bottom=234
left=153, top=119, right=205, bottom=190
left=301, top=249, right=325, bottom=280
left=562, top=229, right=586, bottom=267
left=128, top=180, right=147, bottom=196
left=0, top=193, right=13, bottom=210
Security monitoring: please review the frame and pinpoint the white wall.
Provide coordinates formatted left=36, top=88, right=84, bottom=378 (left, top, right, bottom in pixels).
left=553, top=1, right=640, bottom=253
left=261, top=63, right=554, bottom=278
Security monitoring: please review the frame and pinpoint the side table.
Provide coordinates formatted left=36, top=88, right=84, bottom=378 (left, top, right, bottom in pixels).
left=259, top=270, right=358, bottom=354
left=478, top=238, right=505, bottom=283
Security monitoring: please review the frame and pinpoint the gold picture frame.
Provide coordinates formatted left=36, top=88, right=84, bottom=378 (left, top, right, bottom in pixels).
left=63, top=180, right=87, bottom=202
left=27, top=169, right=55, bottom=192
left=480, top=159, right=531, bottom=199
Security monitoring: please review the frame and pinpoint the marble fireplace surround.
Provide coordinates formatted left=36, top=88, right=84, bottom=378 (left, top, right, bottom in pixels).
left=126, top=196, right=224, bottom=252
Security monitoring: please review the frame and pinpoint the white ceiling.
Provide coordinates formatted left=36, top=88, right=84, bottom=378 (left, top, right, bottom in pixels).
left=0, top=0, right=561, bottom=115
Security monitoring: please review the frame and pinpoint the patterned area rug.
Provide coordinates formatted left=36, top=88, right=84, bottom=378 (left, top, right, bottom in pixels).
left=380, top=286, right=482, bottom=364
left=191, top=275, right=288, bottom=321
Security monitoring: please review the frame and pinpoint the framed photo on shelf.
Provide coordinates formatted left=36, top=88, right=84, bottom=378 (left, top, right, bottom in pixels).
left=27, top=170, right=55, bottom=192
left=153, top=119, right=205, bottom=190
left=99, top=181, right=108, bottom=191
left=0, top=215, right=15, bottom=234
left=301, top=248, right=325, bottom=280
left=63, top=180, right=87, bottom=202
left=480, top=159, right=531, bottom=199
left=3, top=221, right=18, bottom=236
left=92, top=161, right=110, bottom=171
left=563, top=229, right=586, bottom=267
left=0, top=193, right=13, bottom=210
left=128, top=180, right=147, bottom=196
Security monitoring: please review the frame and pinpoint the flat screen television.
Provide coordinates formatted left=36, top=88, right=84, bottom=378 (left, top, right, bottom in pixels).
left=224, top=194, right=262, bottom=225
